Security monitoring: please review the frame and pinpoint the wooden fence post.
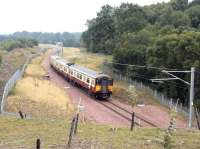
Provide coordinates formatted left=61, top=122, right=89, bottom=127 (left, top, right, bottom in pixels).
left=194, top=106, right=200, bottom=130
left=74, top=114, right=79, bottom=134
left=67, top=117, right=76, bottom=148
left=18, top=111, right=24, bottom=119
left=36, top=139, right=40, bottom=149
left=130, top=112, right=135, bottom=131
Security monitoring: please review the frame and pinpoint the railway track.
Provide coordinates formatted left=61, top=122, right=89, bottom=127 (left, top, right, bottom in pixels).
left=107, top=101, right=158, bottom=127
left=95, top=100, right=140, bottom=126
left=63, top=79, right=158, bottom=127
left=95, top=99, right=158, bottom=127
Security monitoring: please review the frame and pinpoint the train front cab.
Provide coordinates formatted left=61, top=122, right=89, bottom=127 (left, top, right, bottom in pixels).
left=95, top=75, right=113, bottom=99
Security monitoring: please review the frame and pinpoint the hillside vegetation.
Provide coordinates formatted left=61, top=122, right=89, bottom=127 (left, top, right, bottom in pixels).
left=0, top=38, right=38, bottom=52
left=0, top=48, right=37, bottom=83
left=0, top=38, right=38, bottom=69
left=82, top=0, right=200, bottom=109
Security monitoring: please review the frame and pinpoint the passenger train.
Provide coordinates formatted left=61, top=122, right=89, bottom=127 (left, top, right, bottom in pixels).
left=50, top=55, right=113, bottom=99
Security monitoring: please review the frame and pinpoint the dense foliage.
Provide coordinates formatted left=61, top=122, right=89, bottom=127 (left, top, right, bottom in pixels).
left=82, top=0, right=200, bottom=107
left=12, top=31, right=81, bottom=47
left=0, top=38, right=38, bottom=52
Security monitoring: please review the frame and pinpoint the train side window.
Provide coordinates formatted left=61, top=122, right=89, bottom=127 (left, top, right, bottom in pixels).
left=84, top=76, right=86, bottom=81
left=83, top=76, right=86, bottom=82
left=96, top=79, right=100, bottom=84
left=91, top=80, right=94, bottom=86
left=80, top=74, right=82, bottom=80
left=87, top=78, right=90, bottom=83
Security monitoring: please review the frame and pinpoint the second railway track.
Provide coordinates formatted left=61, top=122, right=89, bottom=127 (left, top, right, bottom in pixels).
left=95, top=99, right=158, bottom=128
left=107, top=101, right=158, bottom=127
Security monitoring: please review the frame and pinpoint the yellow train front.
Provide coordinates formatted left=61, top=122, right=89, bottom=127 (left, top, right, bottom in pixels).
left=94, top=75, right=113, bottom=99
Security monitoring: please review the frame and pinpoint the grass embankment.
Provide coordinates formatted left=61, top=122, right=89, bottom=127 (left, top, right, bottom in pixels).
left=0, top=116, right=200, bottom=148
left=5, top=53, right=73, bottom=119
left=113, top=81, right=161, bottom=106
left=0, top=48, right=37, bottom=81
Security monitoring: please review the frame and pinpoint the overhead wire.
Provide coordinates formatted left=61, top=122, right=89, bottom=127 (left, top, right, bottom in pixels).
left=105, top=61, right=191, bottom=89
left=105, top=61, right=189, bottom=71
left=104, top=61, right=196, bottom=90
left=117, top=72, right=189, bottom=89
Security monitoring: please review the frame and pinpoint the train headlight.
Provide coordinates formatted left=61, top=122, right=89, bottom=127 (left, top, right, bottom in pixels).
left=95, top=85, right=101, bottom=92
left=108, top=85, right=113, bottom=92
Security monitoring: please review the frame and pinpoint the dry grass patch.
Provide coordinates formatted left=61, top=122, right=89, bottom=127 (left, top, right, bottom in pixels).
left=113, top=81, right=160, bottom=105
left=25, top=56, right=46, bottom=77
left=63, top=47, right=112, bottom=71
left=6, top=77, right=73, bottom=118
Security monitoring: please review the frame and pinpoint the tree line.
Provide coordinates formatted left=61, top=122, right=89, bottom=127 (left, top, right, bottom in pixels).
left=82, top=0, right=200, bottom=108
left=0, top=38, right=38, bottom=52
left=12, top=31, right=81, bottom=47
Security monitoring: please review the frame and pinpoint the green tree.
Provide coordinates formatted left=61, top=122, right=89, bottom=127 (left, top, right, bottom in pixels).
left=158, top=6, right=190, bottom=27
left=186, top=5, right=200, bottom=28
left=170, top=11, right=190, bottom=27
left=82, top=5, right=115, bottom=53
left=114, top=3, right=147, bottom=35
left=170, top=0, right=188, bottom=11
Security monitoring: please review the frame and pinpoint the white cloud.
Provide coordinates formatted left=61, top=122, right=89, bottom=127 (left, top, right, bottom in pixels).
left=0, top=0, right=174, bottom=33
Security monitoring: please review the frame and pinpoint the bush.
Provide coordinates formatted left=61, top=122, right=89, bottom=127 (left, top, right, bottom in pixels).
left=0, top=38, right=38, bottom=52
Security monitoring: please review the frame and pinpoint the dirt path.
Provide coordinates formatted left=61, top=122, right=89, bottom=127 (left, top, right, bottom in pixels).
left=42, top=51, right=187, bottom=128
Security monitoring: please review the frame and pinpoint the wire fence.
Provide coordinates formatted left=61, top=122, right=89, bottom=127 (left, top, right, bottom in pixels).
left=0, top=53, right=40, bottom=114
left=102, top=63, right=189, bottom=117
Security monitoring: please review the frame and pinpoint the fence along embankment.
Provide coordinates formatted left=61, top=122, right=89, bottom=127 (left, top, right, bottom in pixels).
left=0, top=48, right=46, bottom=115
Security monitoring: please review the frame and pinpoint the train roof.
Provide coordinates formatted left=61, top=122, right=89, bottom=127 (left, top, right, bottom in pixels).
left=51, top=55, right=111, bottom=79
left=72, top=65, right=99, bottom=78
left=72, top=65, right=112, bottom=79
left=51, top=55, right=71, bottom=65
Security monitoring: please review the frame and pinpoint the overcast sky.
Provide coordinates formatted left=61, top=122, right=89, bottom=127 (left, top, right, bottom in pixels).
left=0, top=0, right=173, bottom=34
